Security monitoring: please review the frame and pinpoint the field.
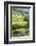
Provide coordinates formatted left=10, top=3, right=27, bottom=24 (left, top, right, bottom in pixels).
left=11, top=8, right=29, bottom=37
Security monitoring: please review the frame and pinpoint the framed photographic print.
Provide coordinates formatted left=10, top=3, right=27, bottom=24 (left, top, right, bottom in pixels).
left=4, top=1, right=35, bottom=44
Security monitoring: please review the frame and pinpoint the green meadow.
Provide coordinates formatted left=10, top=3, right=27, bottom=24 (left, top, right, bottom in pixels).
left=12, top=8, right=29, bottom=37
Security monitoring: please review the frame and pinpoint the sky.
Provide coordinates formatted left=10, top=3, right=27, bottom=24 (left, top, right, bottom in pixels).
left=15, top=8, right=30, bottom=13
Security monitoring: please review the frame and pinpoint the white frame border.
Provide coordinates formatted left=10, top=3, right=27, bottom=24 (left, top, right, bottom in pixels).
left=8, top=4, right=33, bottom=41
